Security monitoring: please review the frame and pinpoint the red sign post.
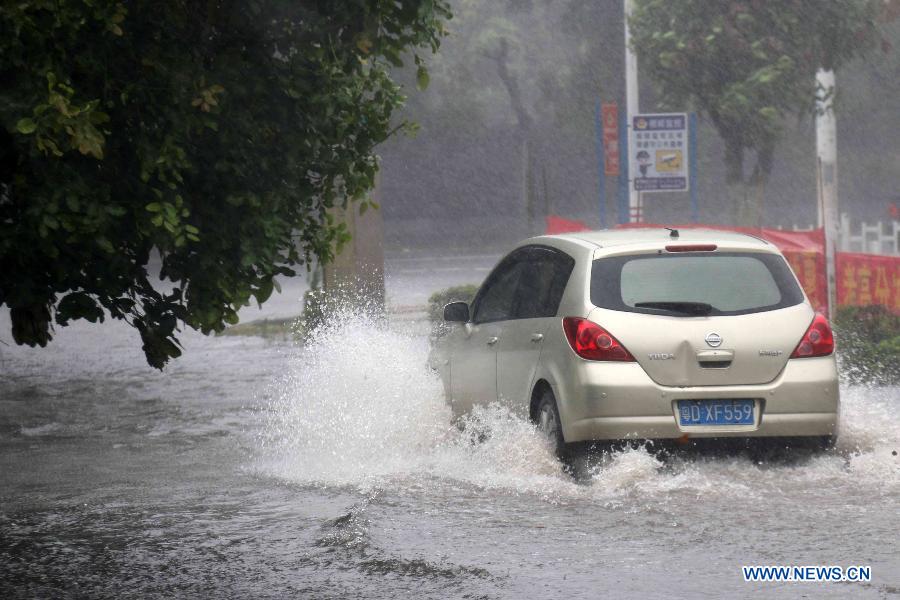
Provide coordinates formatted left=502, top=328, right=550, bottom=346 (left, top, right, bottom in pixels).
left=601, top=103, right=619, bottom=176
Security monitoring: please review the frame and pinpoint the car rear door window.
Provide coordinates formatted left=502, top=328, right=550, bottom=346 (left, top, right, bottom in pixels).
left=591, top=252, right=804, bottom=316
left=472, top=259, right=526, bottom=323
left=472, top=246, right=575, bottom=323
left=515, top=248, right=575, bottom=319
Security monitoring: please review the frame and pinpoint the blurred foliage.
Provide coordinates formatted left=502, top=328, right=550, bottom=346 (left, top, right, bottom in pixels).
left=406, top=0, right=620, bottom=138
left=380, top=1, right=900, bottom=249
left=398, top=0, right=623, bottom=234
left=427, top=283, right=478, bottom=322
left=0, top=0, right=450, bottom=368
left=834, top=305, right=900, bottom=385
left=630, top=0, right=880, bottom=225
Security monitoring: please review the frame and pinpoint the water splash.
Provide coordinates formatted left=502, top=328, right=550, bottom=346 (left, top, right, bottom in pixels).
left=258, top=312, right=900, bottom=501
left=259, top=311, right=450, bottom=489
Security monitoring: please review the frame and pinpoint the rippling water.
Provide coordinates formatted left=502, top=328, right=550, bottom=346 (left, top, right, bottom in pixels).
left=1, top=291, right=899, bottom=598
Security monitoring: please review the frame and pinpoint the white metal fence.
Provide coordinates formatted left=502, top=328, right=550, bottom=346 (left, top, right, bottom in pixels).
left=838, top=214, right=900, bottom=255
left=783, top=214, right=900, bottom=256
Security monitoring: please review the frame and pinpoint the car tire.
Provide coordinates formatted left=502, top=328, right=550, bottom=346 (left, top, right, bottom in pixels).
left=818, top=434, right=837, bottom=451
left=535, top=389, right=567, bottom=458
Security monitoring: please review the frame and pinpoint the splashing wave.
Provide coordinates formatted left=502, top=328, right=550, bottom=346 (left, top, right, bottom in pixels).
left=258, top=313, right=900, bottom=501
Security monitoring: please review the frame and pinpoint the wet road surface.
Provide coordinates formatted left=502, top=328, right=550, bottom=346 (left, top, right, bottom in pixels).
left=1, top=255, right=898, bottom=599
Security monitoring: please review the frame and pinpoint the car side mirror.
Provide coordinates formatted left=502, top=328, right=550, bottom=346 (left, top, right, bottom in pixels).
left=443, top=301, right=469, bottom=323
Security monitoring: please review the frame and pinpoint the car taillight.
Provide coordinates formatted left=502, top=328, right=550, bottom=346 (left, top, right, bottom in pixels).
left=562, top=317, right=635, bottom=362
left=790, top=313, right=835, bottom=358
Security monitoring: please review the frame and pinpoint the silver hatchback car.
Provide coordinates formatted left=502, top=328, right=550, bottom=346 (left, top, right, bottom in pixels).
left=429, top=228, right=839, bottom=454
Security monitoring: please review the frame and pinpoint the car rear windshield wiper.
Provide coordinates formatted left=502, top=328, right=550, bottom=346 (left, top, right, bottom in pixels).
left=633, top=301, right=714, bottom=316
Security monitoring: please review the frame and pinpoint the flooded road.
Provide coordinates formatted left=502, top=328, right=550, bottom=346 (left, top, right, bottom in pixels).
left=1, top=256, right=899, bottom=599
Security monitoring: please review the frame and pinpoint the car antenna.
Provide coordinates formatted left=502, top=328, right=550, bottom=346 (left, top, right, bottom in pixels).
left=665, top=227, right=679, bottom=239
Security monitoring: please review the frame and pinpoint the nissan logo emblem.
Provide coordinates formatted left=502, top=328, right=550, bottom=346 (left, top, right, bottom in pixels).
left=705, top=332, right=723, bottom=347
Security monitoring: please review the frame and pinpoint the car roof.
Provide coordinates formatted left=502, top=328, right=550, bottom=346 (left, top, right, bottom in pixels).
left=546, top=227, right=771, bottom=249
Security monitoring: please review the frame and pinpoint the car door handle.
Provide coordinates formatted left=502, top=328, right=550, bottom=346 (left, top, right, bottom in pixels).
left=530, top=333, right=544, bottom=343
left=486, top=336, right=499, bottom=346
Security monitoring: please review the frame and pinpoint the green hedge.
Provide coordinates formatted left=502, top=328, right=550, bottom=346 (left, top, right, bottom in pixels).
left=833, top=305, right=900, bottom=385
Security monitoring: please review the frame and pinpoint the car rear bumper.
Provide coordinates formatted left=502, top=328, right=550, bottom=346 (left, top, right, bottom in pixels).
left=556, top=356, right=839, bottom=442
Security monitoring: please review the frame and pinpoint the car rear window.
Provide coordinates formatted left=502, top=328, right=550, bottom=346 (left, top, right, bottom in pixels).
left=591, top=252, right=805, bottom=316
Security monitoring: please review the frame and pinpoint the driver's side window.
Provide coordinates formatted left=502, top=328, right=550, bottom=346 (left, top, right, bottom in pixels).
left=472, top=257, right=525, bottom=324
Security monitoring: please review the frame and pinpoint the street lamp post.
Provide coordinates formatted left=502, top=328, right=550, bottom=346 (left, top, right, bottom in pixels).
left=816, top=69, right=839, bottom=318
left=624, top=0, right=641, bottom=223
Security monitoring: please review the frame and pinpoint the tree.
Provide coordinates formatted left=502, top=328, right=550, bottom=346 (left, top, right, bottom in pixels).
left=395, top=1, right=621, bottom=233
left=0, top=0, right=450, bottom=368
left=630, top=0, right=879, bottom=225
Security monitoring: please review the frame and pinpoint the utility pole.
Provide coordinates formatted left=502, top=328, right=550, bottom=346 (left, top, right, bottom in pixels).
left=623, top=0, right=641, bottom=223
left=815, top=69, right=838, bottom=318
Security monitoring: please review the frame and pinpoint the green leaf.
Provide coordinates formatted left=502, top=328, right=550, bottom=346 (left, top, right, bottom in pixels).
left=16, top=118, right=37, bottom=134
left=146, top=202, right=162, bottom=212
left=416, top=66, right=430, bottom=91
left=57, top=292, right=104, bottom=325
left=97, top=238, right=115, bottom=253
left=254, top=278, right=274, bottom=306
left=383, top=46, right=404, bottom=67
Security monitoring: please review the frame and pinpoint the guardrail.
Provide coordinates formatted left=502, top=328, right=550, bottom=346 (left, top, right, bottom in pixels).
left=782, top=215, right=900, bottom=255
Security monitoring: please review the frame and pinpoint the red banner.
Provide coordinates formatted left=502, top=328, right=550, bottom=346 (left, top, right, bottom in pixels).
left=601, top=103, right=619, bottom=176
left=545, top=215, right=589, bottom=235
left=783, top=250, right=828, bottom=314
left=836, top=253, right=900, bottom=312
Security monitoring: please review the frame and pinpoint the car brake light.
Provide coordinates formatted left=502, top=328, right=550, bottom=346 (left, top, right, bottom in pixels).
left=665, top=244, right=717, bottom=252
left=562, top=317, right=635, bottom=362
left=790, top=313, right=835, bottom=358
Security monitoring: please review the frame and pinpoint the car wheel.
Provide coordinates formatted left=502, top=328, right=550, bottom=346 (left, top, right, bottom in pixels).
left=535, top=389, right=566, bottom=457
left=818, top=434, right=837, bottom=451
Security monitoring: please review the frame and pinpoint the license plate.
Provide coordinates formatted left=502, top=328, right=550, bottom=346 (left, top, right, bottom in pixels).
left=677, top=399, right=755, bottom=426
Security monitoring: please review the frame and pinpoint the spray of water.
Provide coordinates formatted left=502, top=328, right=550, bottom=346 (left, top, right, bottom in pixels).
left=259, top=311, right=450, bottom=489
left=258, top=312, right=900, bottom=501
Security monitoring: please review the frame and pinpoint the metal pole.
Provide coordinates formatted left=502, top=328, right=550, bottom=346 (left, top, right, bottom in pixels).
left=594, top=100, right=607, bottom=228
left=815, top=69, right=838, bottom=318
left=624, top=0, right=640, bottom=223
left=617, top=112, right=630, bottom=224
left=689, top=112, right=699, bottom=223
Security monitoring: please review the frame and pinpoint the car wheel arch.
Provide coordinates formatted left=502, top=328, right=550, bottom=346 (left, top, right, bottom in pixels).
left=529, top=379, right=554, bottom=422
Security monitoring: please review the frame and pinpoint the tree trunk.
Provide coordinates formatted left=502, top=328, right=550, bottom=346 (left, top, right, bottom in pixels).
left=523, top=137, right=535, bottom=235
left=322, top=175, right=385, bottom=313
left=724, top=138, right=772, bottom=227
left=491, top=37, right=537, bottom=235
left=732, top=181, right=760, bottom=227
